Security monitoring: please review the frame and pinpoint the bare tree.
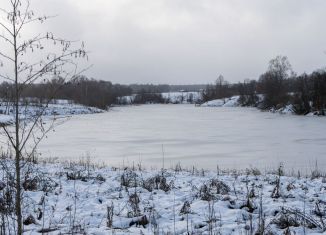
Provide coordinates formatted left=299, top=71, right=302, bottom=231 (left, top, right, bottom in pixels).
left=0, top=0, right=87, bottom=234
left=238, top=79, right=258, bottom=106
left=259, top=55, right=293, bottom=109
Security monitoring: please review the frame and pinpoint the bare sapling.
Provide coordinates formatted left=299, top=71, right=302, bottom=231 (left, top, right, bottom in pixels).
left=0, top=0, right=88, bottom=233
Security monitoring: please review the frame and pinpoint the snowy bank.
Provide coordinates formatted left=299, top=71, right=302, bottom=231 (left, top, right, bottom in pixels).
left=0, top=101, right=104, bottom=121
left=200, top=96, right=326, bottom=117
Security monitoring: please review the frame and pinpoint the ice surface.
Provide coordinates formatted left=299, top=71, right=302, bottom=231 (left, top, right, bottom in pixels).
left=38, top=105, right=326, bottom=172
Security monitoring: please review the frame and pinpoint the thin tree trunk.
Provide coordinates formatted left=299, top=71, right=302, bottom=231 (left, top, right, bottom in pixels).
left=12, top=3, right=23, bottom=233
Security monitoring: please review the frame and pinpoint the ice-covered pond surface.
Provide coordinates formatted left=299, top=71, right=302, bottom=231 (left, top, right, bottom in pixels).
left=39, top=105, right=326, bottom=172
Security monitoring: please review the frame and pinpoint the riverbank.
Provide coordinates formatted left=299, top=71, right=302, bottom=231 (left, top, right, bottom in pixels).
left=0, top=101, right=104, bottom=125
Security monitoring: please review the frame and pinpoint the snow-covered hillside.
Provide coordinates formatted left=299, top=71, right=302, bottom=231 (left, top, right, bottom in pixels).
left=2, top=160, right=326, bottom=234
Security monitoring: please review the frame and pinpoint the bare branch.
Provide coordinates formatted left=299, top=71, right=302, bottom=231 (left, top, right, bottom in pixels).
left=19, top=15, right=58, bottom=30
left=0, top=22, right=14, bottom=36
left=23, top=116, right=61, bottom=162
left=15, top=0, right=30, bottom=35
left=0, top=73, right=14, bottom=82
left=19, top=64, right=91, bottom=152
left=1, top=126, right=16, bottom=149
left=0, top=51, right=14, bottom=62
left=22, top=49, right=87, bottom=85
left=0, top=34, right=14, bottom=46
left=0, top=7, right=10, bottom=15
left=17, top=34, right=77, bottom=53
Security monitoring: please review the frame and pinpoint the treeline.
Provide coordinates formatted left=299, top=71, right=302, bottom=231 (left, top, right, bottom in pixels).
left=0, top=76, right=132, bottom=110
left=0, top=77, right=204, bottom=109
left=203, top=56, right=326, bottom=115
left=128, top=90, right=198, bottom=105
left=129, top=84, right=206, bottom=93
left=122, top=84, right=204, bottom=105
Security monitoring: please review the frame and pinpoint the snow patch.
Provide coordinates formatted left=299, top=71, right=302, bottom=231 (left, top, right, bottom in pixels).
left=0, top=114, right=13, bottom=126
left=201, top=96, right=240, bottom=107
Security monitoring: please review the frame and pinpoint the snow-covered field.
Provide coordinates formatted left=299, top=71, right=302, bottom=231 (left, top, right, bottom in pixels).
left=37, top=104, right=326, bottom=173
left=5, top=160, right=326, bottom=234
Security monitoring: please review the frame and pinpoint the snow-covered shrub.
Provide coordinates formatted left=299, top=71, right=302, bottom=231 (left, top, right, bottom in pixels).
left=66, top=171, right=88, bottom=182
left=106, top=202, right=114, bottom=228
left=180, top=201, right=191, bottom=215
left=121, top=170, right=139, bottom=188
left=272, top=207, right=321, bottom=230
left=128, top=193, right=141, bottom=217
left=129, top=215, right=149, bottom=228
left=142, top=174, right=171, bottom=192
left=246, top=167, right=261, bottom=176
left=198, top=179, right=230, bottom=201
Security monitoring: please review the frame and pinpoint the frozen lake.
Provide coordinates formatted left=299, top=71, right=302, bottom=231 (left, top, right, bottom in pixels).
left=39, top=105, right=326, bottom=172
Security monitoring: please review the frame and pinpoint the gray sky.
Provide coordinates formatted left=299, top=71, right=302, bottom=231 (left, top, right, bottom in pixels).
left=26, top=0, right=326, bottom=84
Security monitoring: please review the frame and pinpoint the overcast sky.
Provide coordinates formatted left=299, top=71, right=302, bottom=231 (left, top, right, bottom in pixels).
left=24, top=0, right=326, bottom=84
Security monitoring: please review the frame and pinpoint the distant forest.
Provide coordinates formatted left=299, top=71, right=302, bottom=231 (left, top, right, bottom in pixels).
left=0, top=77, right=206, bottom=109
left=0, top=56, right=325, bottom=114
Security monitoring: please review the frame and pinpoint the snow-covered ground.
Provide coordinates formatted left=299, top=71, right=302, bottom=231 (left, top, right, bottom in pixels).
left=36, top=105, right=326, bottom=172
left=4, top=161, right=326, bottom=234
left=0, top=114, right=14, bottom=125
left=200, top=95, right=326, bottom=116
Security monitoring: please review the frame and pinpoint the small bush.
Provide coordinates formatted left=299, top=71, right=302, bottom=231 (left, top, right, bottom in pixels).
left=23, top=175, right=58, bottom=192
left=121, top=170, right=139, bottom=188
left=180, top=201, right=191, bottom=215
left=129, top=215, right=149, bottom=228
left=198, top=179, right=230, bottom=201
left=66, top=171, right=88, bottom=182
left=23, top=215, right=37, bottom=226
left=143, top=174, right=171, bottom=192
left=128, top=193, right=141, bottom=217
